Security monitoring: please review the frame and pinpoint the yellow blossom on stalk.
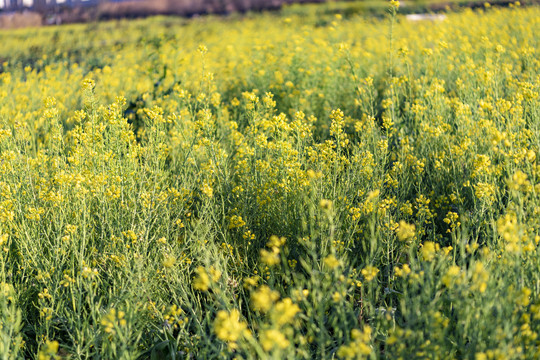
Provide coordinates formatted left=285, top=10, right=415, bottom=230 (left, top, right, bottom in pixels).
left=260, top=248, right=280, bottom=266
left=0, top=282, right=15, bottom=301
left=243, top=276, right=260, bottom=290
left=209, top=266, right=222, bottom=282
left=201, top=182, right=213, bottom=198
left=306, top=169, right=323, bottom=180
left=421, top=242, right=439, bottom=261
left=337, top=327, right=373, bottom=359
left=213, top=309, right=251, bottom=349
left=508, top=170, right=530, bottom=192
left=320, top=199, right=333, bottom=211
left=338, top=42, right=349, bottom=53
left=81, top=78, right=95, bottom=91
left=197, top=44, right=208, bottom=55
left=163, top=304, right=185, bottom=329
left=0, top=234, right=8, bottom=247
left=366, top=190, right=380, bottom=202
left=442, top=246, right=453, bottom=256
left=267, top=235, right=286, bottom=248
left=229, top=215, right=246, bottom=229
left=497, top=213, right=521, bottom=253
left=25, top=207, right=45, bottom=221
left=292, top=288, right=310, bottom=301
left=157, top=237, right=167, bottom=244
left=526, top=150, right=536, bottom=163
left=38, top=340, right=59, bottom=360
left=81, top=267, right=98, bottom=279
left=59, top=273, right=75, bottom=288
left=260, top=329, right=290, bottom=351
left=192, top=266, right=210, bottom=291
left=442, top=265, right=462, bottom=287
left=324, top=255, right=340, bottom=269
left=330, top=109, right=348, bottom=145
left=516, top=287, right=531, bottom=307
left=443, top=212, right=460, bottom=233
left=260, top=235, right=286, bottom=266
left=474, top=182, right=496, bottom=204
left=251, top=285, right=279, bottom=313
left=396, top=221, right=415, bottom=241
left=470, top=262, right=489, bottom=293
left=271, top=298, right=300, bottom=325
left=162, top=255, right=176, bottom=268
left=394, top=264, right=411, bottom=277
left=101, top=309, right=126, bottom=335
left=361, top=266, right=379, bottom=282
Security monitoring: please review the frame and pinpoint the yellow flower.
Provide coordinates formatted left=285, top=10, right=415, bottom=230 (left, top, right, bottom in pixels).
left=337, top=327, right=373, bottom=359
left=420, top=242, right=439, bottom=261
left=394, top=264, right=411, bottom=277
left=396, top=221, right=415, bottom=241
left=292, top=288, right=310, bottom=301
left=260, top=248, right=280, bottom=266
left=470, top=262, right=489, bottom=294
left=324, top=255, right=340, bottom=269
left=0, top=282, right=15, bottom=302
left=197, top=44, right=208, bottom=55
left=192, top=266, right=210, bottom=291
left=81, top=78, right=95, bottom=91
left=508, top=170, right=530, bottom=191
left=38, top=340, right=59, bottom=360
left=319, top=199, right=333, bottom=210
left=251, top=285, right=279, bottom=313
left=214, top=309, right=250, bottom=348
left=260, top=329, right=289, bottom=351
left=267, top=235, right=286, bottom=248
left=366, top=190, right=380, bottom=202
left=516, top=287, right=531, bottom=307
left=0, top=233, right=8, bottom=247
left=201, top=182, right=213, bottom=198
left=361, top=266, right=379, bottom=282
left=228, top=215, right=246, bottom=229
left=162, top=255, right=176, bottom=268
left=243, top=276, right=260, bottom=290
left=100, top=309, right=126, bottom=335
left=476, top=352, right=488, bottom=360
left=442, top=265, right=462, bottom=287
left=209, top=266, right=222, bottom=282
left=271, top=298, right=300, bottom=325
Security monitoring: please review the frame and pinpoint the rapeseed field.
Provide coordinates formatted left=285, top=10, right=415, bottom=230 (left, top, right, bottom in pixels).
left=0, top=2, right=539, bottom=358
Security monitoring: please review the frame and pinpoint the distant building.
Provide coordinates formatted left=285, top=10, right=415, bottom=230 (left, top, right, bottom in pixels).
left=5, top=0, right=23, bottom=11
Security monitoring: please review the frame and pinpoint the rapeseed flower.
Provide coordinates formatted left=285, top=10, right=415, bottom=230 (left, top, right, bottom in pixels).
left=214, top=309, right=251, bottom=349
left=251, top=285, right=279, bottom=313
left=192, top=266, right=210, bottom=291
left=361, top=266, right=379, bottom=282
left=271, top=298, right=300, bottom=325
left=396, top=221, right=415, bottom=241
left=260, top=329, right=289, bottom=351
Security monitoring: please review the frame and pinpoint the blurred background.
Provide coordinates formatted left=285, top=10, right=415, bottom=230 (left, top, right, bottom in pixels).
left=2, top=0, right=321, bottom=20
left=0, top=0, right=538, bottom=28
left=1, top=0, right=325, bottom=27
